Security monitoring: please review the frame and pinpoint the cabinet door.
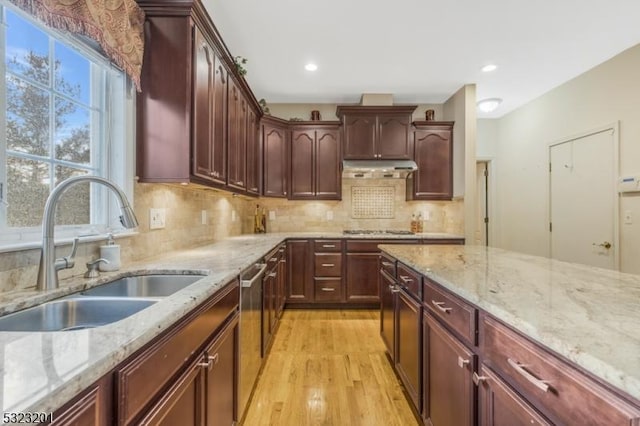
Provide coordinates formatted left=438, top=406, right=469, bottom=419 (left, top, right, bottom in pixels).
left=343, top=115, right=376, bottom=159
left=379, top=270, right=396, bottom=360
left=245, top=108, right=260, bottom=195
left=411, top=127, right=453, bottom=200
left=263, top=123, right=288, bottom=197
left=290, top=129, right=315, bottom=198
left=286, top=240, right=312, bottom=302
left=424, top=312, right=475, bottom=426
left=53, top=377, right=112, bottom=426
left=477, top=365, right=551, bottom=426
left=377, top=114, right=412, bottom=159
left=227, top=78, right=247, bottom=190
left=138, top=360, right=205, bottom=426
left=345, top=253, right=380, bottom=304
left=315, top=128, right=341, bottom=199
left=192, top=29, right=218, bottom=183
left=204, top=316, right=239, bottom=426
left=396, top=289, right=422, bottom=413
left=262, top=270, right=276, bottom=355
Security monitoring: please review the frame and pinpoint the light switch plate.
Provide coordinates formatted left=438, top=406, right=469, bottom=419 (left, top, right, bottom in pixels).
left=201, top=210, right=207, bottom=225
left=150, top=208, right=166, bottom=229
left=232, top=211, right=237, bottom=222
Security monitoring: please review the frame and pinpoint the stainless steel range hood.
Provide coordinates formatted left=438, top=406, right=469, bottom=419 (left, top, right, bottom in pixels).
left=342, top=160, right=418, bottom=179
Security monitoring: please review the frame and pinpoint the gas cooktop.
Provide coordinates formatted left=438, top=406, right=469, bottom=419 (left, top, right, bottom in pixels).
left=342, top=230, right=415, bottom=235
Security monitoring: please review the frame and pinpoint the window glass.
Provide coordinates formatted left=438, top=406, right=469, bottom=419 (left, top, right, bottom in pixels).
left=0, top=3, right=131, bottom=244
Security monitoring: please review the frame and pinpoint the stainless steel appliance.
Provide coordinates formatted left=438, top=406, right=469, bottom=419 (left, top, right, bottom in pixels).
left=239, top=262, right=267, bottom=419
left=342, top=159, right=418, bottom=178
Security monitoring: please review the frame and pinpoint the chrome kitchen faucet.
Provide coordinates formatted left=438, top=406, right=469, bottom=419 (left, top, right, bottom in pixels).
left=36, top=176, right=138, bottom=291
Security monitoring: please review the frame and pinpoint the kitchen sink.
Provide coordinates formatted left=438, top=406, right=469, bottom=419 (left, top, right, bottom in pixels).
left=0, top=297, right=157, bottom=332
left=79, top=274, right=206, bottom=298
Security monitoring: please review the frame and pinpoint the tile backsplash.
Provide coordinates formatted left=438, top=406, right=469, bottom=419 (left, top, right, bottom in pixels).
left=0, top=178, right=463, bottom=294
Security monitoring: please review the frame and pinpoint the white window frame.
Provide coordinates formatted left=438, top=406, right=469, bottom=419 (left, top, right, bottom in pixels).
left=0, top=2, right=135, bottom=250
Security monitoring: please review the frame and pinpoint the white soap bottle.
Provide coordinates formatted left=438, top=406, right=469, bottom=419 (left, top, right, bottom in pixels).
left=99, top=233, right=120, bottom=271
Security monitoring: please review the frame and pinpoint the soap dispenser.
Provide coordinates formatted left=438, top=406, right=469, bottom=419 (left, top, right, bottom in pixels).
left=99, top=233, right=120, bottom=271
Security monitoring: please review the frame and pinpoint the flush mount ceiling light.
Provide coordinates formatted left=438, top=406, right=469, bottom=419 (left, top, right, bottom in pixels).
left=481, top=63, right=498, bottom=72
left=477, top=98, right=503, bottom=113
left=304, top=63, right=318, bottom=71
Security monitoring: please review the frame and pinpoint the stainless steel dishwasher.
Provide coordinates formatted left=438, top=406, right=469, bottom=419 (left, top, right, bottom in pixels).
left=239, top=262, right=267, bottom=419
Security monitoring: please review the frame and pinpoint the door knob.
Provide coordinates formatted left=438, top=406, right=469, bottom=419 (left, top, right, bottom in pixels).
left=593, top=241, right=612, bottom=249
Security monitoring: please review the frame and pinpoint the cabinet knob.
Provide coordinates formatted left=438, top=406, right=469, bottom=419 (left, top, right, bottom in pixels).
left=472, top=372, right=487, bottom=386
left=457, top=356, right=470, bottom=369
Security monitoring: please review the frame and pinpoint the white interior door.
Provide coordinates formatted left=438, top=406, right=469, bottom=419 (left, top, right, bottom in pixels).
left=549, top=128, right=617, bottom=269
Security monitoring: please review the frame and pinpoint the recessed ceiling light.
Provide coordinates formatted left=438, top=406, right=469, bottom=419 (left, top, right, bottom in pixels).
left=481, top=64, right=498, bottom=73
left=477, top=98, right=503, bottom=113
left=305, top=63, right=318, bottom=71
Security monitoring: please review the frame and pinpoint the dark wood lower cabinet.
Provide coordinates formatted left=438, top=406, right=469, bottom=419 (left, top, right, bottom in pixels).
left=53, top=376, right=112, bottom=426
left=395, top=289, right=422, bottom=413
left=423, top=312, right=475, bottom=426
left=138, top=359, right=205, bottom=426
left=477, top=365, right=551, bottom=426
left=345, top=252, right=380, bottom=303
left=379, top=270, right=395, bottom=359
left=286, top=239, right=313, bottom=303
left=204, top=316, right=239, bottom=426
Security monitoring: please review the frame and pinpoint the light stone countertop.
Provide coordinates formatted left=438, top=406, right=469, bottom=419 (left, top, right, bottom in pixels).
left=0, top=231, right=462, bottom=416
left=379, top=244, right=640, bottom=402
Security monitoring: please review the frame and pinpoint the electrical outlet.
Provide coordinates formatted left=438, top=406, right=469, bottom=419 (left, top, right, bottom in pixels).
left=624, top=210, right=633, bottom=224
left=150, top=208, right=166, bottom=229
left=326, top=211, right=334, bottom=221
left=201, top=210, right=207, bottom=225
left=269, top=211, right=276, bottom=221
left=423, top=210, right=431, bottom=221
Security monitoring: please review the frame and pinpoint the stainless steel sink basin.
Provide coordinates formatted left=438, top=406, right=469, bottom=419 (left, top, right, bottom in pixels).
left=80, top=274, right=205, bottom=298
left=0, top=297, right=157, bottom=332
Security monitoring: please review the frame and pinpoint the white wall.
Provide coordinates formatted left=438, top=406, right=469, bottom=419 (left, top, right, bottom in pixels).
left=444, top=85, right=477, bottom=243
left=479, top=43, right=640, bottom=272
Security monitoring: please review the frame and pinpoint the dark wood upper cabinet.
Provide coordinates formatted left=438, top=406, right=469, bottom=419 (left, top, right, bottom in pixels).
left=336, top=105, right=416, bottom=160
left=136, top=0, right=261, bottom=196
left=227, top=77, right=247, bottom=190
left=407, top=121, right=454, bottom=200
left=262, top=116, right=289, bottom=198
left=193, top=27, right=227, bottom=184
left=290, top=123, right=341, bottom=200
left=245, top=107, right=260, bottom=195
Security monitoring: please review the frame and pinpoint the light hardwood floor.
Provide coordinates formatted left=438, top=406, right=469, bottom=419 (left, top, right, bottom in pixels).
left=241, top=309, right=419, bottom=426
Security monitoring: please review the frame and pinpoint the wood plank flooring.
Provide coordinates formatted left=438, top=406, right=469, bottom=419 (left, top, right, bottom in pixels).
left=241, top=309, right=419, bottom=426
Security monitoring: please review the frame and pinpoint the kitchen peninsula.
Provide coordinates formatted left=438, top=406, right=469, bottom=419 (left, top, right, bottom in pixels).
left=379, top=244, right=640, bottom=425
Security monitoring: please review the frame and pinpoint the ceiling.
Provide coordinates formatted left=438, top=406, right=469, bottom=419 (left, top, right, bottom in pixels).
left=203, top=0, right=640, bottom=118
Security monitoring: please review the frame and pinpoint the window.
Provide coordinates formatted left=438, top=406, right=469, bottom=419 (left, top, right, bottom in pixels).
left=0, top=2, right=132, bottom=245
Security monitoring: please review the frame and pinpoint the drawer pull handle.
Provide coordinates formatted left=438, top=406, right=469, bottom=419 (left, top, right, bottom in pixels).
left=431, top=300, right=452, bottom=314
left=268, top=272, right=277, bottom=278
left=322, top=244, right=336, bottom=248
left=321, top=287, right=335, bottom=292
left=457, top=356, right=470, bottom=369
left=198, top=353, right=219, bottom=370
left=399, top=275, right=413, bottom=283
left=382, top=261, right=394, bottom=267
left=472, top=372, right=487, bottom=386
left=390, top=285, right=401, bottom=293
left=270, top=257, right=278, bottom=261
left=507, top=358, right=550, bottom=392
left=321, top=263, right=335, bottom=267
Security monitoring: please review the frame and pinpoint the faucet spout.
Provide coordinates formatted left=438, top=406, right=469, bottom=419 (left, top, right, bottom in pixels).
left=37, top=176, right=138, bottom=291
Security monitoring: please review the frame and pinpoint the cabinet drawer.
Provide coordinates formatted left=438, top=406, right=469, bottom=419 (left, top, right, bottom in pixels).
left=314, top=278, right=342, bottom=301
left=396, top=263, right=420, bottom=299
left=481, top=314, right=640, bottom=425
left=115, top=280, right=239, bottom=425
left=380, top=253, right=396, bottom=277
left=423, top=277, right=476, bottom=346
left=314, top=253, right=342, bottom=277
left=314, top=239, right=343, bottom=252
left=265, top=247, right=280, bottom=271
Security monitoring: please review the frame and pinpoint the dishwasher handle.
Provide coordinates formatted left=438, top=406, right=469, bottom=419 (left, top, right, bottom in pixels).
left=241, top=263, right=267, bottom=288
